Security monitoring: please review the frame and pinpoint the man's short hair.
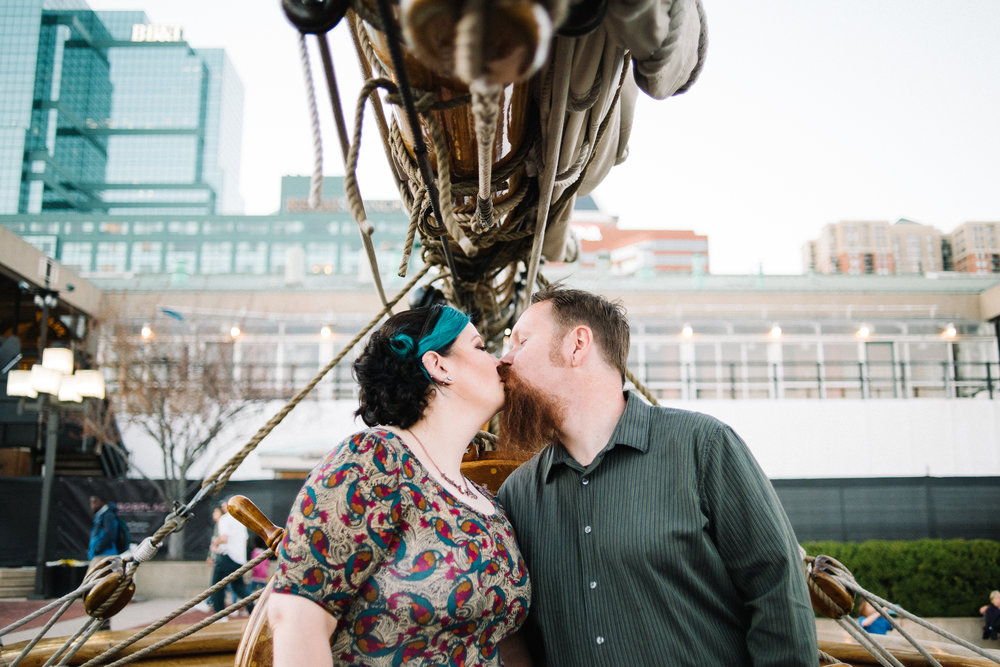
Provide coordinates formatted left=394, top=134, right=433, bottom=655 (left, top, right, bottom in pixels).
left=530, top=284, right=630, bottom=381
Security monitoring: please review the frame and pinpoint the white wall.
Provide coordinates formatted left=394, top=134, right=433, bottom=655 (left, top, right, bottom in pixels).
left=121, top=399, right=363, bottom=481
left=683, top=399, right=1000, bottom=479
left=122, top=398, right=1000, bottom=481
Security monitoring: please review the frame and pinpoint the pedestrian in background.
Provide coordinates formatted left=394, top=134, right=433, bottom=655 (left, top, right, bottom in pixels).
left=980, top=590, right=1000, bottom=640
left=209, top=498, right=249, bottom=615
left=87, top=494, right=121, bottom=561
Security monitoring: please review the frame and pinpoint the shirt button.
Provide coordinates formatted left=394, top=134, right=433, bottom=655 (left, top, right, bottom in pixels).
left=584, top=525, right=592, bottom=534
left=596, top=636, right=605, bottom=645
left=581, top=478, right=589, bottom=486
left=589, top=581, right=597, bottom=589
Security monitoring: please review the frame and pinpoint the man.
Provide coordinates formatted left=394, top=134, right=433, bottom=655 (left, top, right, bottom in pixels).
left=87, top=494, right=120, bottom=560
left=496, top=285, right=817, bottom=666
left=210, top=498, right=249, bottom=614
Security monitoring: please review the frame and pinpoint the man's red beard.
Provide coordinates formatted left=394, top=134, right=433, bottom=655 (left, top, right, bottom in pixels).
left=497, top=364, right=563, bottom=456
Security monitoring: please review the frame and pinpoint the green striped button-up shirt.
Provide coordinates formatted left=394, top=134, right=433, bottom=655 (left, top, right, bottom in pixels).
left=498, top=391, right=817, bottom=666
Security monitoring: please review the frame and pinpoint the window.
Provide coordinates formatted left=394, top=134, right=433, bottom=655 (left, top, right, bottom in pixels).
left=201, top=242, right=233, bottom=274
left=235, top=242, right=268, bottom=274
left=61, top=242, right=93, bottom=271
left=95, top=242, right=128, bottom=273
left=167, top=220, right=200, bottom=235
left=131, top=241, right=162, bottom=272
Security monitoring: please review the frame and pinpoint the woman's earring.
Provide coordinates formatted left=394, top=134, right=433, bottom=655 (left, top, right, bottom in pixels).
left=445, top=376, right=454, bottom=384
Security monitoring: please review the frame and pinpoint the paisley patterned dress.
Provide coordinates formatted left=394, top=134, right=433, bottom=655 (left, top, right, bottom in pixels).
left=272, top=428, right=531, bottom=665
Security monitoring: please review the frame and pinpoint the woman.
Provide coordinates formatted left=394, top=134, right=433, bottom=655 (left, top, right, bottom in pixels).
left=268, top=305, right=530, bottom=665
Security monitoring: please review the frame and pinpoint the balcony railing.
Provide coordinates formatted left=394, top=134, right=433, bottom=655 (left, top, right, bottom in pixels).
left=107, top=359, right=1000, bottom=402
left=633, top=360, right=1000, bottom=400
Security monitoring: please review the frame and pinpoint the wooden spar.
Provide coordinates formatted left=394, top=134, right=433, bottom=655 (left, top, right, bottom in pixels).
left=4, top=621, right=247, bottom=667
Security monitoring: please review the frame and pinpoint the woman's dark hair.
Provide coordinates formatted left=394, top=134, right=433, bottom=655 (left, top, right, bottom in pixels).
left=353, top=306, right=459, bottom=428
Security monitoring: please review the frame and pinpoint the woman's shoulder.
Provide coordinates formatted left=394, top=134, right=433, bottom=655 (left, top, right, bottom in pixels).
left=310, top=428, right=410, bottom=481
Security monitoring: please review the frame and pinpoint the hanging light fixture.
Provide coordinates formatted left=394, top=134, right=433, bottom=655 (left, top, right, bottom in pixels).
left=29, top=364, right=63, bottom=396
left=57, top=375, right=83, bottom=403
left=6, top=348, right=105, bottom=401
left=74, top=369, right=106, bottom=399
left=42, top=347, right=74, bottom=375
left=6, top=370, right=37, bottom=398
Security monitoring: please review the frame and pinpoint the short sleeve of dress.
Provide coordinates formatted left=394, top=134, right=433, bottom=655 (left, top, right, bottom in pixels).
left=272, top=430, right=404, bottom=620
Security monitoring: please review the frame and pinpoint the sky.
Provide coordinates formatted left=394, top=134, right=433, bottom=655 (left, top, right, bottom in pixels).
left=85, top=0, right=1000, bottom=274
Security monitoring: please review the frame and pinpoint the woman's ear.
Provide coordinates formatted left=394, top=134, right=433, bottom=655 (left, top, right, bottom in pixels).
left=421, top=350, right=450, bottom=383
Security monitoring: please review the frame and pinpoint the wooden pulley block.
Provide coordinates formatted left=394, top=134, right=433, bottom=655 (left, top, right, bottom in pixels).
left=280, top=0, right=349, bottom=35
left=227, top=495, right=285, bottom=551
left=401, top=0, right=552, bottom=85
left=808, top=556, right=854, bottom=618
left=82, top=555, right=136, bottom=619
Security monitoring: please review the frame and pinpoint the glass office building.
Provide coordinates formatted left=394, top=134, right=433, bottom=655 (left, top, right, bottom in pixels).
left=0, top=177, right=413, bottom=278
left=0, top=0, right=243, bottom=215
left=0, top=0, right=113, bottom=214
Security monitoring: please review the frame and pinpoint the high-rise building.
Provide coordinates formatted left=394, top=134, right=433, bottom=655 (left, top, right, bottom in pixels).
left=805, top=219, right=1000, bottom=276
left=949, top=221, right=1000, bottom=274
left=890, top=219, right=944, bottom=274
left=0, top=0, right=243, bottom=216
left=0, top=0, right=113, bottom=214
left=807, top=219, right=945, bottom=275
left=567, top=196, right=710, bottom=276
left=813, top=220, right=894, bottom=275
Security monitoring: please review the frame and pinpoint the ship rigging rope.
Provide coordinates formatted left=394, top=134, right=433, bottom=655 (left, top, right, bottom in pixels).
left=76, top=551, right=270, bottom=667
left=300, top=30, right=391, bottom=308
left=297, top=33, right=323, bottom=211
left=804, top=555, right=1000, bottom=666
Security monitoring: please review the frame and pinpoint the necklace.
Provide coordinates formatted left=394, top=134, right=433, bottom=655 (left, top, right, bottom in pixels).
left=405, top=429, right=477, bottom=500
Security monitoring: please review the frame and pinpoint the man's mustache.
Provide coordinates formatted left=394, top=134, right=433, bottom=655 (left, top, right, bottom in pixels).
left=497, top=363, right=514, bottom=384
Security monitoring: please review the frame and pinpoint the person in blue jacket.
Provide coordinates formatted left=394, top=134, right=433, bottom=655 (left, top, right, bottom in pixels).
left=87, top=494, right=120, bottom=560
left=858, top=600, right=893, bottom=635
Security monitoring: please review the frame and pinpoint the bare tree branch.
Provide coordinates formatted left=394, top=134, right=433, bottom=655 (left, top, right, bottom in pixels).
left=80, top=302, right=265, bottom=558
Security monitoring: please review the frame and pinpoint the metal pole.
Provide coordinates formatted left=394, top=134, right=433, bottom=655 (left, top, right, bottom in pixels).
left=32, top=260, right=56, bottom=597
left=33, top=410, right=59, bottom=597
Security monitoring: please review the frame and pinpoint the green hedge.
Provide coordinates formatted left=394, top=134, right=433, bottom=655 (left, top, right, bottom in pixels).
left=802, top=539, right=1000, bottom=617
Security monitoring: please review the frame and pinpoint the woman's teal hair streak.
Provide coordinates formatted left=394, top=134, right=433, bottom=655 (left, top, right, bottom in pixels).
left=389, top=305, right=470, bottom=380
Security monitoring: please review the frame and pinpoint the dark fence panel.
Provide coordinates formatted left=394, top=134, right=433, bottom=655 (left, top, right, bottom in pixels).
left=2, top=476, right=998, bottom=566
left=773, top=477, right=1000, bottom=542
left=0, top=477, right=306, bottom=566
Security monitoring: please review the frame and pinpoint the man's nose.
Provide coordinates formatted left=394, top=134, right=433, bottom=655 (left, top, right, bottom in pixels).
left=499, top=349, right=513, bottom=365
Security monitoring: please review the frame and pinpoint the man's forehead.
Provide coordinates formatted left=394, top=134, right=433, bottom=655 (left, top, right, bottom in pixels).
left=513, top=301, right=553, bottom=334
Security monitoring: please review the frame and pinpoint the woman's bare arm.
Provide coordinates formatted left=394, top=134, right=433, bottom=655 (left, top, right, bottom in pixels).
left=268, top=592, right=337, bottom=667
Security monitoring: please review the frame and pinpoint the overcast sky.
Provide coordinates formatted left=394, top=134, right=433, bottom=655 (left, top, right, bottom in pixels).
left=86, top=0, right=1000, bottom=274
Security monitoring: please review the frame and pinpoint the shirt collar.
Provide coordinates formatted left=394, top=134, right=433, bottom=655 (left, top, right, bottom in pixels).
left=541, top=390, right=652, bottom=482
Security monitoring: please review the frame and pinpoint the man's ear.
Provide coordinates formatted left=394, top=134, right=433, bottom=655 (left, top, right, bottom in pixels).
left=566, top=325, right=593, bottom=367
